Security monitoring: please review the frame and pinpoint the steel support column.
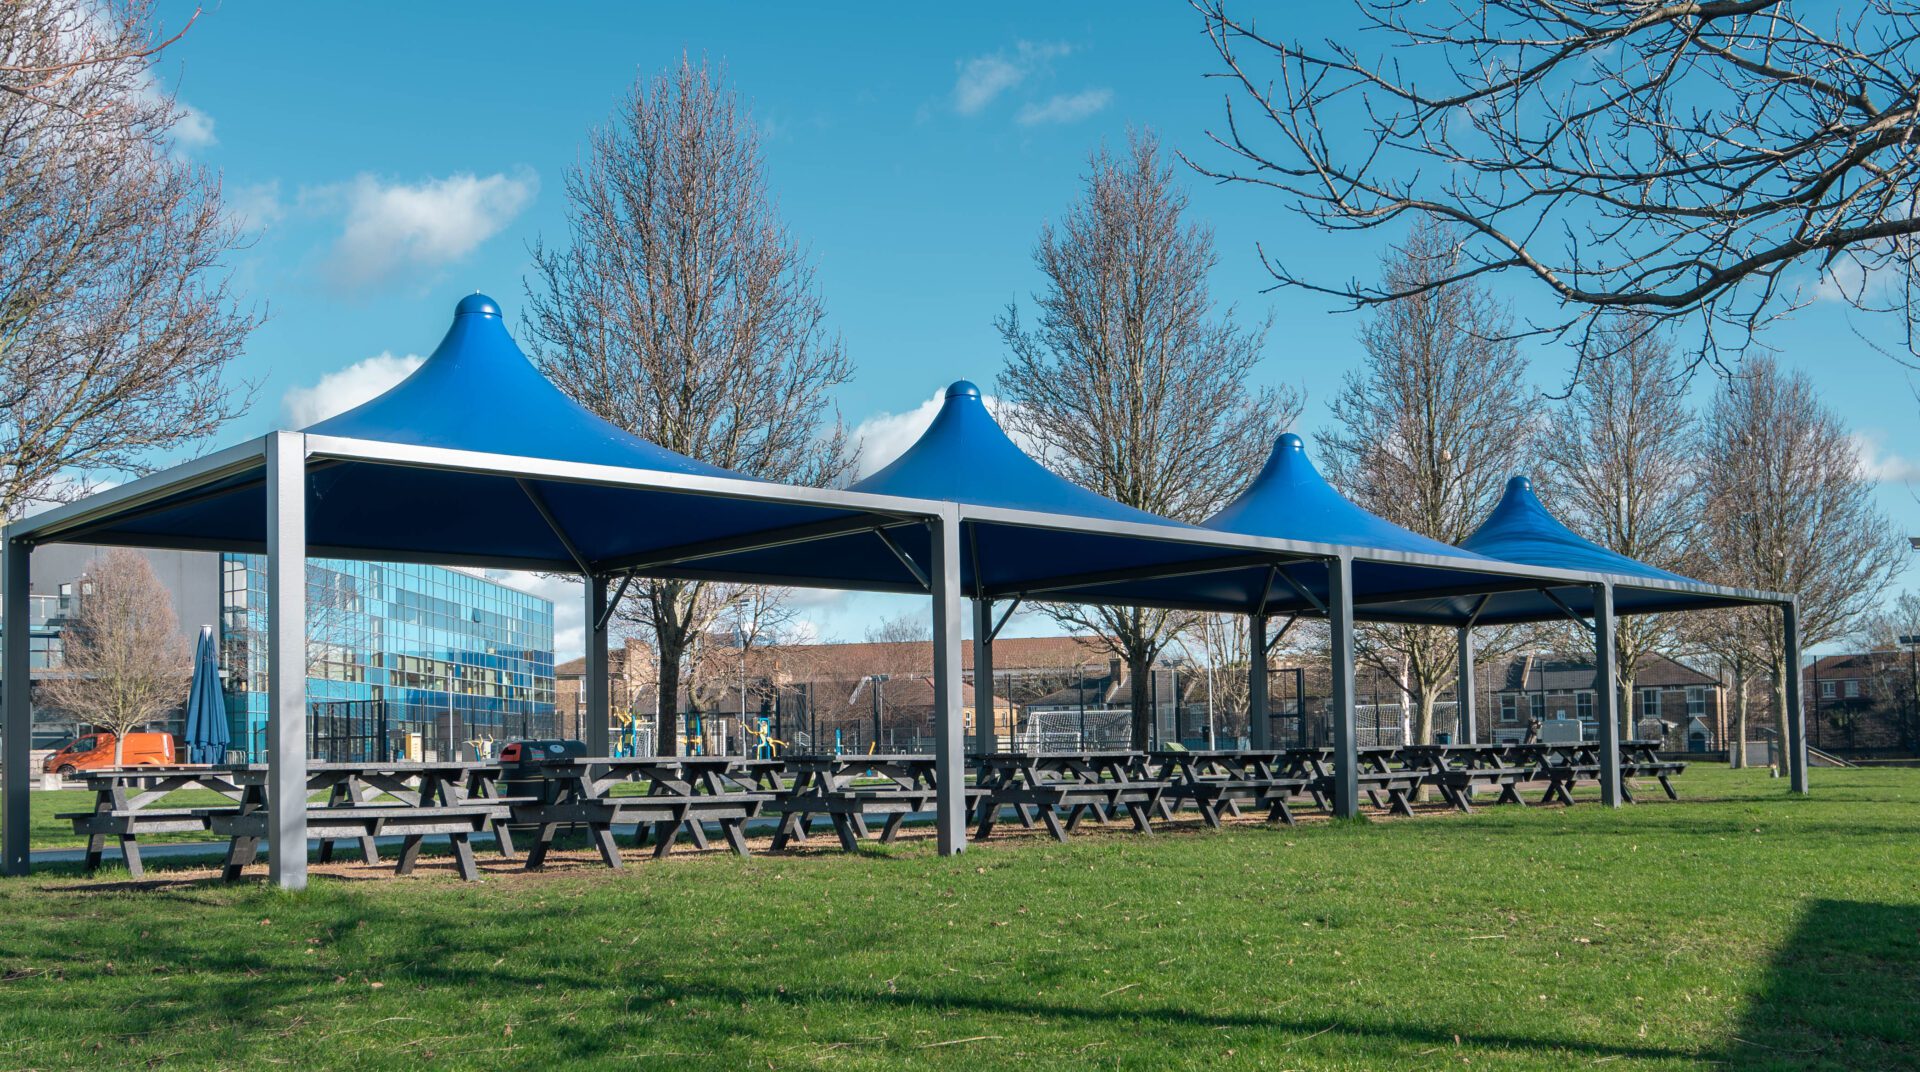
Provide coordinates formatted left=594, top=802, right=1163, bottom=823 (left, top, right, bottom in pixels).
left=1784, top=600, right=1809, bottom=793
left=1328, top=556, right=1360, bottom=819
left=585, top=575, right=611, bottom=755
left=1248, top=613, right=1270, bottom=749
left=1456, top=626, right=1477, bottom=745
left=1593, top=583, right=1623, bottom=808
left=266, top=432, right=310, bottom=890
left=972, top=598, right=994, bottom=755
left=931, top=509, right=966, bottom=855
left=2, top=533, right=31, bottom=875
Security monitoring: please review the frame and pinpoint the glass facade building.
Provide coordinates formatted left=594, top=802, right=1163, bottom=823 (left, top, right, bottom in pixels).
left=220, top=555, right=555, bottom=761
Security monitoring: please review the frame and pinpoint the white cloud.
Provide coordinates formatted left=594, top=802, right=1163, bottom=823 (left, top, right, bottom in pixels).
left=281, top=351, right=425, bottom=427
left=173, top=100, right=216, bottom=148
left=225, top=180, right=284, bottom=230
left=952, top=41, right=1070, bottom=115
left=319, top=170, right=538, bottom=287
left=1016, top=88, right=1112, bottom=126
left=1853, top=431, right=1920, bottom=484
left=850, top=388, right=1038, bottom=478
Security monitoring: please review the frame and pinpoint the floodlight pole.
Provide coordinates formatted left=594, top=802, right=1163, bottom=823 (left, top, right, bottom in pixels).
left=1456, top=626, right=1478, bottom=745
left=266, top=432, right=311, bottom=890
left=930, top=507, right=966, bottom=855
left=585, top=575, right=611, bottom=755
left=2, top=531, right=32, bottom=875
left=1328, top=555, right=1360, bottom=819
left=1783, top=599, right=1809, bottom=793
left=1592, top=583, right=1623, bottom=808
left=1248, top=613, right=1270, bottom=749
left=972, top=598, right=994, bottom=755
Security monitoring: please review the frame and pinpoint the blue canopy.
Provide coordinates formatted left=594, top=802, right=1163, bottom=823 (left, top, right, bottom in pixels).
left=1463, top=476, right=1692, bottom=583
left=676, top=381, right=1288, bottom=599
left=34, top=295, right=916, bottom=587
left=181, top=625, right=229, bottom=764
left=1205, top=434, right=1489, bottom=559
left=852, top=382, right=1182, bottom=526
left=305, top=294, right=737, bottom=478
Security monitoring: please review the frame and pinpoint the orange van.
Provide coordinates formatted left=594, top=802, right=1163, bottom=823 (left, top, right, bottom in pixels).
left=42, top=732, right=178, bottom=774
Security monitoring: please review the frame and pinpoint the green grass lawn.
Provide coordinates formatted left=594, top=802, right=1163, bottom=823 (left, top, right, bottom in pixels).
left=1, top=766, right=1914, bottom=1071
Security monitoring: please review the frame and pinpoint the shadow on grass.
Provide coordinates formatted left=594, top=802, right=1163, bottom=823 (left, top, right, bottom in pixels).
left=1723, top=899, right=1920, bottom=1071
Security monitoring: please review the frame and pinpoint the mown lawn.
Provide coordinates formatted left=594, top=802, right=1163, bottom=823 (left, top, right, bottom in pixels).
left=0, top=766, right=1913, bottom=1071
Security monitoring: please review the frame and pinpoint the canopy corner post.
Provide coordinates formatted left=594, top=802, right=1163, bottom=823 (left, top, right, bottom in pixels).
left=585, top=575, right=611, bottom=756
left=1248, top=613, right=1270, bottom=749
left=930, top=507, right=966, bottom=856
left=265, top=431, right=310, bottom=891
left=1783, top=598, right=1808, bottom=794
left=2, top=530, right=32, bottom=876
left=1593, top=582, right=1622, bottom=808
left=1328, top=555, right=1360, bottom=819
left=1456, top=625, right=1478, bottom=745
left=971, top=597, right=994, bottom=755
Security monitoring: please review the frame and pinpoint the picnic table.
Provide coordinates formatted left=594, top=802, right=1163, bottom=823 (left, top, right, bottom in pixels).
left=1146, top=750, right=1310, bottom=827
left=210, top=761, right=517, bottom=882
left=1502, top=742, right=1604, bottom=805
left=770, top=754, right=952, bottom=852
left=970, top=751, right=1170, bottom=841
left=1619, top=739, right=1687, bottom=802
left=1278, top=747, right=1424, bottom=816
left=1396, top=744, right=1531, bottom=813
left=508, top=756, right=782, bottom=869
left=62, top=766, right=245, bottom=878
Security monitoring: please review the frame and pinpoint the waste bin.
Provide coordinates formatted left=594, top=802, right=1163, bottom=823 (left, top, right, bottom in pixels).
left=497, top=739, right=587, bottom=808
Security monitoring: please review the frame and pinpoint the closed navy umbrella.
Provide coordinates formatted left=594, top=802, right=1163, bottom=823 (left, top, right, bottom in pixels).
left=182, top=625, right=230, bottom=764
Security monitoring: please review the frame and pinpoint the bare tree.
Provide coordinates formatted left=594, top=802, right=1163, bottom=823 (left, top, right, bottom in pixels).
left=522, top=59, right=855, bottom=753
left=1176, top=614, right=1251, bottom=745
left=995, top=129, right=1303, bottom=749
left=1540, top=317, right=1699, bottom=737
left=1696, top=355, right=1906, bottom=764
left=1320, top=220, right=1538, bottom=745
left=40, top=549, right=190, bottom=766
left=1, top=0, right=257, bottom=519
left=1191, top=1, right=1920, bottom=361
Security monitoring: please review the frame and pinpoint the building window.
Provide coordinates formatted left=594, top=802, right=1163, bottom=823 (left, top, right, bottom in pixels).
left=1576, top=691, right=1593, bottom=722
left=1686, top=687, right=1705, bottom=718
left=1640, top=688, right=1660, bottom=718
left=1844, top=679, right=1860, bottom=699
left=1500, top=694, right=1517, bottom=723
left=1529, top=694, right=1545, bottom=720
left=1821, top=681, right=1836, bottom=699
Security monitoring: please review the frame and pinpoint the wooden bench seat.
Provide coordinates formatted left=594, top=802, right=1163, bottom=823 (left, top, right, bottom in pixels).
left=211, top=804, right=512, bottom=882
left=772, top=787, right=945, bottom=851
left=1426, top=766, right=1532, bottom=812
left=1162, top=776, right=1313, bottom=827
left=972, top=780, right=1169, bottom=842
left=515, top=792, right=780, bottom=866
left=61, top=806, right=235, bottom=877
left=1310, top=771, right=1425, bottom=817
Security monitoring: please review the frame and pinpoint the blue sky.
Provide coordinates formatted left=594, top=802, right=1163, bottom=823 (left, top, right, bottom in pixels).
left=145, top=3, right=1920, bottom=657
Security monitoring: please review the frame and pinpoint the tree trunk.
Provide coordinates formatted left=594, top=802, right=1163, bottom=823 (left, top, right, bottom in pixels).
left=656, top=632, right=685, bottom=757
left=1129, top=647, right=1152, bottom=751
left=1772, top=656, right=1789, bottom=777
left=113, top=734, right=126, bottom=769
left=1732, top=665, right=1748, bottom=769
left=1618, top=665, right=1637, bottom=743
left=1414, top=689, right=1436, bottom=746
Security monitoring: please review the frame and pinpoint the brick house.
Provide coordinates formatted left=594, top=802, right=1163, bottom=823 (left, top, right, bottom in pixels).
left=1804, top=652, right=1920, bottom=755
left=1488, top=652, right=1725, bottom=748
